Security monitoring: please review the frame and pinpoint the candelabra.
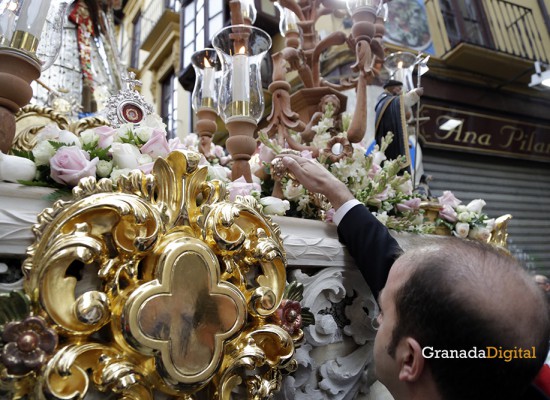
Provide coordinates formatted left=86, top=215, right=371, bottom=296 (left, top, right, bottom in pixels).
left=0, top=0, right=67, bottom=153
left=191, top=0, right=393, bottom=183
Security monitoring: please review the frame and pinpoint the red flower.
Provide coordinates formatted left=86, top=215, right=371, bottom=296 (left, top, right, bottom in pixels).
left=275, top=299, right=303, bottom=335
left=1, top=316, right=58, bottom=375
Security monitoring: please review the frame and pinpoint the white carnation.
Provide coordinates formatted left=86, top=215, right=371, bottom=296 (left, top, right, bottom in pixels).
left=79, top=129, right=98, bottom=146
left=32, top=140, right=57, bottom=166
left=97, top=160, right=113, bottom=178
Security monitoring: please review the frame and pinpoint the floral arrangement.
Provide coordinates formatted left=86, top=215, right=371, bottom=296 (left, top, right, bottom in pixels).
left=11, top=115, right=232, bottom=191
left=244, top=103, right=496, bottom=240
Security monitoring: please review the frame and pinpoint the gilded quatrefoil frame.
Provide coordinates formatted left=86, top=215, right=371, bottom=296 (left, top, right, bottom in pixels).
left=11, top=150, right=296, bottom=399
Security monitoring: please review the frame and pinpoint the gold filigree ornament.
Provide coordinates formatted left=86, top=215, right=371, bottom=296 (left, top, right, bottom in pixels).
left=4, top=151, right=297, bottom=399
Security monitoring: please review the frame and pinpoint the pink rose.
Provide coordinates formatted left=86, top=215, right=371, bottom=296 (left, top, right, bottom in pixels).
left=95, top=126, right=117, bottom=149
left=438, top=190, right=461, bottom=208
left=396, top=197, right=421, bottom=213
left=50, top=146, right=99, bottom=186
left=439, top=204, right=458, bottom=223
left=168, top=137, right=186, bottom=152
left=140, top=129, right=170, bottom=158
left=258, top=143, right=276, bottom=164
left=325, top=208, right=335, bottom=223
left=227, top=176, right=260, bottom=201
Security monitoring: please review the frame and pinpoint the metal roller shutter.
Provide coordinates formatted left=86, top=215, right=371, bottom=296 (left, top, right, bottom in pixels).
left=422, top=148, right=550, bottom=276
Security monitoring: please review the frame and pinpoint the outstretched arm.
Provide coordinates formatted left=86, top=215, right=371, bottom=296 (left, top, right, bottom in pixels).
left=279, top=155, right=401, bottom=299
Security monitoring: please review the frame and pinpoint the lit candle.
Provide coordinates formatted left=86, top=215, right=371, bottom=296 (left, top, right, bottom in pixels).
left=0, top=1, right=16, bottom=45
left=232, top=46, right=249, bottom=102
left=286, top=9, right=298, bottom=32
left=202, top=57, right=214, bottom=99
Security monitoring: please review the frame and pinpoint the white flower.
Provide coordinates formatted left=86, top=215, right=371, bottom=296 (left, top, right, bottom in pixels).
left=141, top=114, right=166, bottom=129
left=207, top=164, right=230, bottom=182
left=32, top=140, right=57, bottom=166
left=110, top=143, right=141, bottom=169
left=283, top=181, right=306, bottom=201
left=260, top=196, right=290, bottom=216
left=96, top=160, right=113, bottom=178
left=109, top=167, right=133, bottom=181
left=57, top=130, right=82, bottom=148
left=466, top=199, right=486, bottom=214
left=372, top=150, right=387, bottom=166
left=454, top=222, right=470, bottom=238
left=79, top=129, right=98, bottom=146
left=115, top=124, right=135, bottom=142
left=137, top=153, right=153, bottom=165
left=134, top=126, right=153, bottom=143
left=374, top=211, right=388, bottom=225
left=0, top=153, right=36, bottom=183
left=456, top=205, right=468, bottom=213
left=457, top=211, right=472, bottom=222
left=468, top=226, right=491, bottom=242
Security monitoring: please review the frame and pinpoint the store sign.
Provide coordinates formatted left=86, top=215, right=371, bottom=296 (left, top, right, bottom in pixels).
left=419, top=104, right=550, bottom=162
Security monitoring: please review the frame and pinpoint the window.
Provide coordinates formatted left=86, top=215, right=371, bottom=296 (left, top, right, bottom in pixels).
left=130, top=12, right=141, bottom=69
left=161, top=72, right=179, bottom=139
left=165, top=0, right=181, bottom=12
left=181, top=0, right=218, bottom=71
left=439, top=0, right=490, bottom=47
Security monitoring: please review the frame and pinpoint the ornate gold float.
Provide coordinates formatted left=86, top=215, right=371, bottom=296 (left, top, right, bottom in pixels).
left=1, top=150, right=299, bottom=399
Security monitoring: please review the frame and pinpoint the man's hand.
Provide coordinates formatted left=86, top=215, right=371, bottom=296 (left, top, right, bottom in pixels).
left=279, top=154, right=355, bottom=210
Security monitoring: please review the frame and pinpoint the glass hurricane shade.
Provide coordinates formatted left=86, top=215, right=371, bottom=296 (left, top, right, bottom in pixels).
left=212, top=25, right=271, bottom=123
left=345, top=0, right=383, bottom=14
left=274, top=2, right=300, bottom=37
left=191, top=48, right=221, bottom=112
left=0, top=0, right=67, bottom=71
left=385, top=51, right=417, bottom=92
left=239, top=0, right=257, bottom=24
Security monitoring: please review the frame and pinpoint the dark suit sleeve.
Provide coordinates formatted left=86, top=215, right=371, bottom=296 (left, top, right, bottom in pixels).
left=336, top=204, right=402, bottom=300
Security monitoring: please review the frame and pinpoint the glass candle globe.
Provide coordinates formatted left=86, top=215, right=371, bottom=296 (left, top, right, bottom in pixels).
left=274, top=2, right=300, bottom=37
left=3, top=0, right=68, bottom=71
left=212, top=25, right=271, bottom=123
left=345, top=0, right=383, bottom=14
left=239, top=0, right=257, bottom=24
left=191, top=48, right=220, bottom=112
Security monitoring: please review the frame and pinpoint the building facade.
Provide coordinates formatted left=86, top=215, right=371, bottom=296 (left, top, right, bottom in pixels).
left=117, top=0, right=550, bottom=275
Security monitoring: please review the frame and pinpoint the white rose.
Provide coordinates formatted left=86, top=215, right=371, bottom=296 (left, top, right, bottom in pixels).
left=110, top=143, right=141, bottom=169
left=457, top=211, right=472, bottom=222
left=32, top=140, right=57, bottom=166
left=0, top=153, right=36, bottom=182
left=115, top=124, right=135, bottom=142
left=141, top=113, right=166, bottom=129
left=207, top=164, right=230, bottom=182
left=58, top=130, right=82, bottom=148
left=283, top=181, right=306, bottom=201
left=454, top=222, right=470, bottom=238
left=96, top=160, right=113, bottom=178
left=466, top=199, right=486, bottom=214
left=134, top=126, right=153, bottom=143
left=79, top=129, right=98, bottom=146
left=260, top=196, right=290, bottom=216
left=468, top=226, right=491, bottom=242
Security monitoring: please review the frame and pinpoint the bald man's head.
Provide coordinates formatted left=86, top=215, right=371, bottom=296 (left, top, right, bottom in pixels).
left=388, top=237, right=550, bottom=400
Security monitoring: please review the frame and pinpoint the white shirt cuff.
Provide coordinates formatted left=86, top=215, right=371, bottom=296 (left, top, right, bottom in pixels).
left=333, top=199, right=362, bottom=226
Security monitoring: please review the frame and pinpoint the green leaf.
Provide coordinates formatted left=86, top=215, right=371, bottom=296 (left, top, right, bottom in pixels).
left=0, top=291, right=30, bottom=328
left=11, top=149, right=34, bottom=161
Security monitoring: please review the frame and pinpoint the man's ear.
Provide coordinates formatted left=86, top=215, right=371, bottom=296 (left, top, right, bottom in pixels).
left=397, top=337, right=425, bottom=382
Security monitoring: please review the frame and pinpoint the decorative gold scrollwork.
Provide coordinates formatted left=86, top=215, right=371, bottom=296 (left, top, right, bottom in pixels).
left=11, top=150, right=295, bottom=399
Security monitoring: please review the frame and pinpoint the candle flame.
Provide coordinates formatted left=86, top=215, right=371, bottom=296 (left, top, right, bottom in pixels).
left=204, top=58, right=212, bottom=68
left=238, top=46, right=246, bottom=55
left=397, top=61, right=403, bottom=69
